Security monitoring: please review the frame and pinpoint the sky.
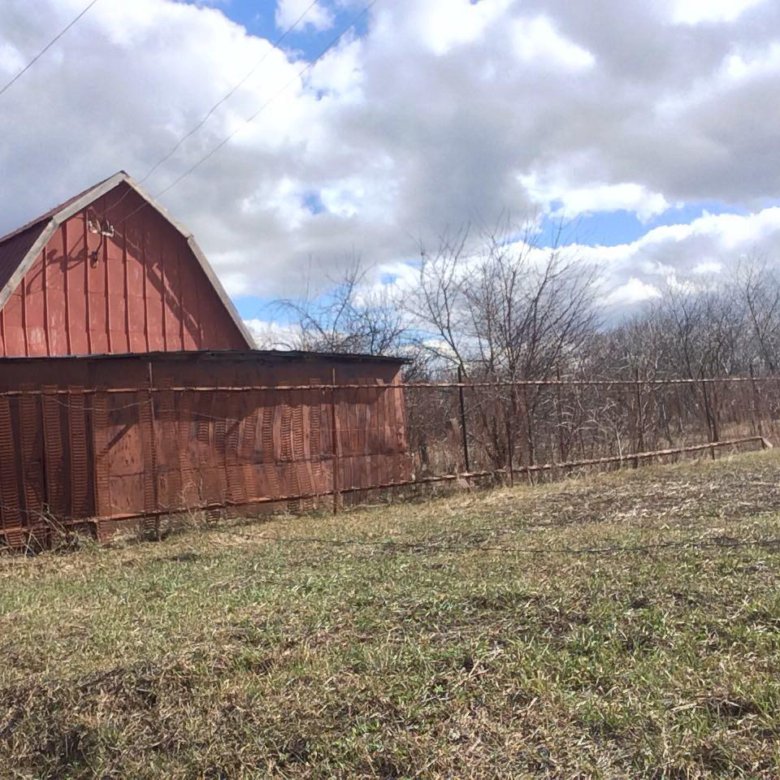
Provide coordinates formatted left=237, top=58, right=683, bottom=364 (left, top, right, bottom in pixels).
left=2, top=0, right=780, bottom=339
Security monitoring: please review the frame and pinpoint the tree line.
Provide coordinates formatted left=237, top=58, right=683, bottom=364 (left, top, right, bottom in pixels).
left=272, top=226, right=780, bottom=382
left=269, top=226, right=780, bottom=475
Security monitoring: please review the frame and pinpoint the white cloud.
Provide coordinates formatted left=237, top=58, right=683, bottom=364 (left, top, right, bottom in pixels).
left=2, top=0, right=780, bottom=311
left=275, top=0, right=334, bottom=32
left=376, top=206, right=780, bottom=320
left=521, top=174, right=672, bottom=222
left=0, top=41, right=24, bottom=73
left=692, top=260, right=723, bottom=275
left=670, top=0, right=767, bottom=25
left=721, top=42, right=780, bottom=83
left=373, top=0, right=514, bottom=57
left=567, top=208, right=780, bottom=307
left=308, top=36, right=365, bottom=100
left=605, top=277, right=662, bottom=307
left=511, top=16, right=595, bottom=71
left=243, top=318, right=301, bottom=349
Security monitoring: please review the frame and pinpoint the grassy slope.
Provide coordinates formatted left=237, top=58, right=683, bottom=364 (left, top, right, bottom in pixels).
left=1, top=452, right=779, bottom=779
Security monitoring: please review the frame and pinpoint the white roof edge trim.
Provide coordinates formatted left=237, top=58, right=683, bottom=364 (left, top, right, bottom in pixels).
left=0, top=220, right=57, bottom=312
left=49, top=171, right=130, bottom=229
left=186, top=236, right=256, bottom=349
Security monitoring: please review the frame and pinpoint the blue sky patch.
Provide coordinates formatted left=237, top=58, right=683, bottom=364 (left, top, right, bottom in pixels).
left=182, top=1, right=367, bottom=60
left=302, top=190, right=326, bottom=215
left=536, top=201, right=755, bottom=249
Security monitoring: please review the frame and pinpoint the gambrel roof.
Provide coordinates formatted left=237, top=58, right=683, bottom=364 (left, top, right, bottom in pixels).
left=0, top=171, right=254, bottom=347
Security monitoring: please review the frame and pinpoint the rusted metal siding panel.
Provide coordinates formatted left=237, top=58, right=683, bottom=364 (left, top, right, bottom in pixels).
left=67, top=387, right=93, bottom=519
left=0, top=184, right=248, bottom=357
left=19, top=389, right=45, bottom=529
left=42, top=387, right=67, bottom=518
left=0, top=396, right=22, bottom=542
left=100, top=391, right=148, bottom=518
left=0, top=352, right=410, bottom=549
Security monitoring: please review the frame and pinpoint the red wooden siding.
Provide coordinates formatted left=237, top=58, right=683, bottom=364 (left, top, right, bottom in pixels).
left=0, top=183, right=247, bottom=357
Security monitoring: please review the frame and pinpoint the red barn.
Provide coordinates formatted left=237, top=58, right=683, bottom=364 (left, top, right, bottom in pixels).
left=0, top=174, right=412, bottom=549
left=0, top=171, right=253, bottom=356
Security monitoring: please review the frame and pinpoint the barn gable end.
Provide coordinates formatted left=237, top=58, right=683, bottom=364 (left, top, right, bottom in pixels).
left=0, top=172, right=254, bottom=356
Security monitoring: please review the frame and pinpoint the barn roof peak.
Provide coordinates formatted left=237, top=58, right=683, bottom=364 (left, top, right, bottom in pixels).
left=0, top=172, right=254, bottom=349
left=0, top=171, right=133, bottom=245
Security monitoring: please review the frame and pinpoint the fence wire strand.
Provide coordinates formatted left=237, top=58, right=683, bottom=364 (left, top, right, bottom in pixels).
left=0, top=373, right=778, bottom=549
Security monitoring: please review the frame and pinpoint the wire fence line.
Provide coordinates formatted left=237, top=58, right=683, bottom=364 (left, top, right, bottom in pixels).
left=1, top=374, right=780, bottom=397
left=404, top=372, right=778, bottom=486
left=0, top=372, right=777, bottom=550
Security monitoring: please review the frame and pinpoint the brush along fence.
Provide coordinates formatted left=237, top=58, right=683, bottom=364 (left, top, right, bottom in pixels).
left=0, top=353, right=777, bottom=551
left=404, top=374, right=779, bottom=482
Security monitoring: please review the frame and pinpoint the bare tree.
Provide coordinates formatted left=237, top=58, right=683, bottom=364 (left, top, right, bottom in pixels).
left=274, top=258, right=408, bottom=356
left=407, top=220, right=600, bottom=469
left=410, top=222, right=599, bottom=375
left=736, top=257, right=780, bottom=374
left=269, top=222, right=780, bottom=480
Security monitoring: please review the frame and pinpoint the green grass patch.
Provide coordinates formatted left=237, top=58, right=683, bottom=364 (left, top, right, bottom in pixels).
left=1, top=451, right=779, bottom=777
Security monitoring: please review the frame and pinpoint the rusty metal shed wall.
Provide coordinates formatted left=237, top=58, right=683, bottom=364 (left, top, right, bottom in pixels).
left=0, top=351, right=410, bottom=548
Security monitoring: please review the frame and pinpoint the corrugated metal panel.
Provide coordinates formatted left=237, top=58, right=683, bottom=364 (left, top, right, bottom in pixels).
left=0, top=351, right=410, bottom=549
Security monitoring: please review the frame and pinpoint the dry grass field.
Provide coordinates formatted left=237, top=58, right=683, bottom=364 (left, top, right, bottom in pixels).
left=1, top=451, right=779, bottom=778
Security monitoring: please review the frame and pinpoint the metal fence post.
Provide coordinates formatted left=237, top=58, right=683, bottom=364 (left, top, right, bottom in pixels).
left=146, top=360, right=161, bottom=539
left=749, top=364, right=765, bottom=438
left=457, top=365, right=470, bottom=474
left=331, top=368, right=341, bottom=514
left=633, top=368, right=645, bottom=468
left=505, top=415, right=515, bottom=487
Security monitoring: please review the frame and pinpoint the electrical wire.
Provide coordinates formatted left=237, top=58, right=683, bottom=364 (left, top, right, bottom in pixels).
left=139, top=0, right=321, bottom=185
left=102, top=0, right=325, bottom=222
left=117, top=0, right=378, bottom=226
left=0, top=0, right=101, bottom=99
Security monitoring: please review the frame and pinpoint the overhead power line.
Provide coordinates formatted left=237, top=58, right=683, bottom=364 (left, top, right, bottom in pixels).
left=145, top=0, right=378, bottom=206
left=0, top=0, right=101, bottom=99
left=106, top=0, right=377, bottom=224
left=138, top=0, right=321, bottom=185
